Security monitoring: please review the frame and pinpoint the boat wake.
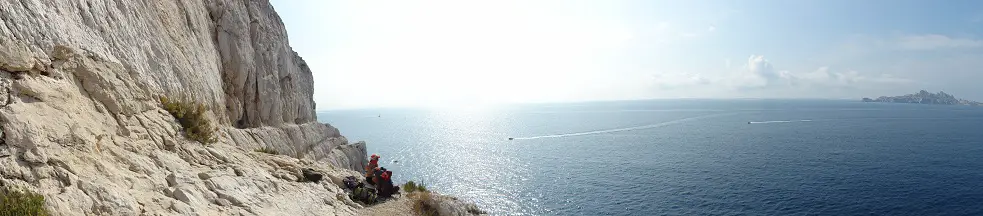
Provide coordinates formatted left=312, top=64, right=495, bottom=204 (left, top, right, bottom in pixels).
left=747, top=120, right=813, bottom=124
left=510, top=113, right=735, bottom=140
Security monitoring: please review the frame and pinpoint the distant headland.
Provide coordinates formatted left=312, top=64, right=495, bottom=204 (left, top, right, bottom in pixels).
left=863, top=90, right=982, bottom=106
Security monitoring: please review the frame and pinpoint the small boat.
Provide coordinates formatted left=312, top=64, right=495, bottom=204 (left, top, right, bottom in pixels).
left=747, top=122, right=751, bottom=124
left=508, top=137, right=514, bottom=140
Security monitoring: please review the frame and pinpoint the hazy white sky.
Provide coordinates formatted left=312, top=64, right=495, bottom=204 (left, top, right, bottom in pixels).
left=270, top=0, right=983, bottom=110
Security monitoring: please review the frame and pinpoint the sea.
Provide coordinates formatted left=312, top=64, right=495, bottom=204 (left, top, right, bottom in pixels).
left=317, top=99, right=983, bottom=215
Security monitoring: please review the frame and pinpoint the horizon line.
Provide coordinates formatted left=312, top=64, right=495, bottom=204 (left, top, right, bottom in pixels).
left=314, top=97, right=860, bottom=111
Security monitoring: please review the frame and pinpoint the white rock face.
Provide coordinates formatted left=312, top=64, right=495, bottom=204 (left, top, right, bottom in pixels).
left=0, top=0, right=374, bottom=215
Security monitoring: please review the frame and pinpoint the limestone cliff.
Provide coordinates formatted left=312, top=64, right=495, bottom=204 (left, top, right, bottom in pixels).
left=0, top=0, right=373, bottom=215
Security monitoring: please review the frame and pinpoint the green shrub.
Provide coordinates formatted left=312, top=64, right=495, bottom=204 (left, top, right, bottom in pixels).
left=404, top=181, right=417, bottom=192
left=0, top=187, right=48, bottom=216
left=254, top=147, right=278, bottom=155
left=404, top=181, right=428, bottom=193
left=160, top=96, right=217, bottom=144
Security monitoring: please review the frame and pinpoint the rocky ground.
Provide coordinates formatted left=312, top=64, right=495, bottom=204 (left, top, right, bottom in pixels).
left=1, top=112, right=371, bottom=215
left=358, top=192, right=486, bottom=216
left=358, top=194, right=416, bottom=216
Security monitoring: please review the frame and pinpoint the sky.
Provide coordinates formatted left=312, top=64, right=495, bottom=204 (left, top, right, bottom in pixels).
left=270, top=0, right=983, bottom=110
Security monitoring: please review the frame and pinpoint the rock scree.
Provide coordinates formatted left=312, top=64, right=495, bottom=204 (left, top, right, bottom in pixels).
left=0, top=0, right=480, bottom=215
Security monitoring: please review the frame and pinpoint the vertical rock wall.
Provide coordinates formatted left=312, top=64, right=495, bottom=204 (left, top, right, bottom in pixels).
left=0, top=0, right=368, bottom=215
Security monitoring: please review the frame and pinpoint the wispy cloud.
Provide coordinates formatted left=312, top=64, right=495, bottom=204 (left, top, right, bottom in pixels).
left=897, top=34, right=983, bottom=50
left=740, top=56, right=912, bottom=88
left=795, top=67, right=912, bottom=86
left=650, top=55, right=912, bottom=91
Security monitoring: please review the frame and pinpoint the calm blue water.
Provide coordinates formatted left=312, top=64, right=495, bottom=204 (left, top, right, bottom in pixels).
left=318, top=99, right=983, bottom=215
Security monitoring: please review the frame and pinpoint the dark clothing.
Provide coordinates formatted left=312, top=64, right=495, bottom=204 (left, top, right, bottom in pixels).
left=377, top=179, right=395, bottom=198
left=343, top=176, right=359, bottom=190
left=368, top=169, right=384, bottom=185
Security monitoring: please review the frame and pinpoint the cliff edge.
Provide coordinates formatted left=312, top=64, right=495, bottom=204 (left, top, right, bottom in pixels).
left=0, top=0, right=377, bottom=215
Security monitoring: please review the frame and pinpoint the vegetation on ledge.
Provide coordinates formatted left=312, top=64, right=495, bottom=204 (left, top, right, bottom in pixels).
left=160, top=96, right=218, bottom=144
left=403, top=181, right=428, bottom=193
left=1, top=187, right=49, bottom=216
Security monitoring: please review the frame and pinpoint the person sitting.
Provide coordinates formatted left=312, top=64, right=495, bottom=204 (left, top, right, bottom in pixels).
left=370, top=167, right=387, bottom=185
left=365, top=154, right=380, bottom=183
left=377, top=170, right=396, bottom=198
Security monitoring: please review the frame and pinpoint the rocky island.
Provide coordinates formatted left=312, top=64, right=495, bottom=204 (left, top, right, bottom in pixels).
left=862, top=90, right=982, bottom=106
left=0, top=0, right=478, bottom=215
